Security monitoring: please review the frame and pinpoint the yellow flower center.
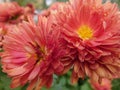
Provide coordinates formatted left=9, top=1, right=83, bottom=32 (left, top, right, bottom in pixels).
left=25, top=43, right=46, bottom=65
left=77, top=25, right=93, bottom=40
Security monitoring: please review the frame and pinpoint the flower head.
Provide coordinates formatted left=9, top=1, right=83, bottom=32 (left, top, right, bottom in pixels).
left=55, top=0, right=120, bottom=83
left=0, top=2, right=23, bottom=22
left=0, top=2, right=35, bottom=24
left=1, top=15, right=64, bottom=90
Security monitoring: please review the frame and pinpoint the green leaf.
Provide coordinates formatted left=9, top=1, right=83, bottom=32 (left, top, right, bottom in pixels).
left=112, top=78, right=120, bottom=90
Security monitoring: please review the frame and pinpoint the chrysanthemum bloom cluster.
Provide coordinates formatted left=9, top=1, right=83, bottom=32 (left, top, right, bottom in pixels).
left=54, top=0, right=120, bottom=83
left=1, top=15, right=64, bottom=90
left=1, top=0, right=120, bottom=90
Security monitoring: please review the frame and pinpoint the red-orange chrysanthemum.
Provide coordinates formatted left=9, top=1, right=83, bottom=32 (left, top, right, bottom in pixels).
left=0, top=2, right=23, bottom=22
left=1, top=16, right=64, bottom=90
left=55, top=0, right=120, bottom=83
left=0, top=2, right=34, bottom=24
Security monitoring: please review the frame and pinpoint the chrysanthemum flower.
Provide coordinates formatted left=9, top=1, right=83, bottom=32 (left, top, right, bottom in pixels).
left=0, top=2, right=23, bottom=22
left=55, top=0, right=120, bottom=83
left=0, top=2, right=35, bottom=24
left=1, top=15, right=64, bottom=90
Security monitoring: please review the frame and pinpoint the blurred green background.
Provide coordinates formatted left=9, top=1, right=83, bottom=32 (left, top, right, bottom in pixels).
left=1, top=0, right=120, bottom=90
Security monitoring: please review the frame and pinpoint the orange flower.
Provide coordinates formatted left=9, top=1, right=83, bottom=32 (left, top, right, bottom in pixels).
left=1, top=15, right=64, bottom=90
left=55, top=0, right=120, bottom=83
